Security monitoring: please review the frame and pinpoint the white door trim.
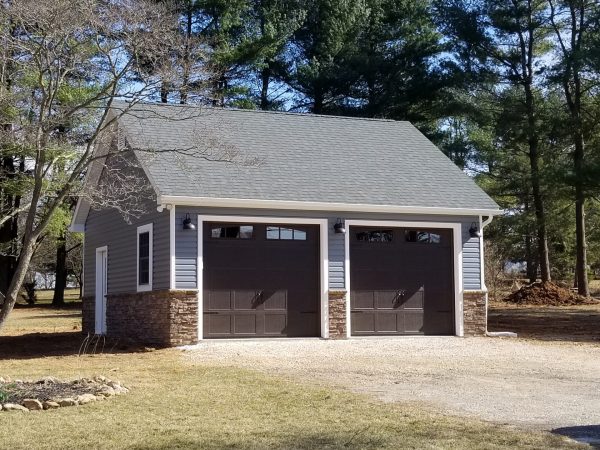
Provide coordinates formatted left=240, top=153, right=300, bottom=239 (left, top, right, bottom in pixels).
left=170, top=206, right=176, bottom=289
left=197, top=215, right=329, bottom=341
left=95, top=246, right=108, bottom=335
left=344, top=220, right=464, bottom=337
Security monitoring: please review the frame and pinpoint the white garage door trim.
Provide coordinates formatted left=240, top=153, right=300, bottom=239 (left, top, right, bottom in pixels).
left=197, top=215, right=329, bottom=341
left=344, top=220, right=464, bottom=338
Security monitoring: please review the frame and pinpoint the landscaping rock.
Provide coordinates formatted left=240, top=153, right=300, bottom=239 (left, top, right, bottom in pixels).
left=58, top=398, right=77, bottom=407
left=107, top=381, right=129, bottom=394
left=97, top=386, right=115, bottom=397
left=3, top=403, right=29, bottom=412
left=114, top=386, right=129, bottom=395
left=77, top=394, right=97, bottom=405
left=37, top=376, right=59, bottom=384
left=42, top=401, right=60, bottom=410
left=0, top=376, right=128, bottom=412
left=22, top=399, right=43, bottom=411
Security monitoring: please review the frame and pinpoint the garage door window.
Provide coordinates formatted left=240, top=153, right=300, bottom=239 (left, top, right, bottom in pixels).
left=266, top=226, right=307, bottom=240
left=211, top=225, right=254, bottom=239
left=356, top=230, right=393, bottom=242
left=405, top=230, right=441, bottom=244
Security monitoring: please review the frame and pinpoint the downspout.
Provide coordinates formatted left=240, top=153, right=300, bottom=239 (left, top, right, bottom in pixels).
left=480, top=215, right=493, bottom=334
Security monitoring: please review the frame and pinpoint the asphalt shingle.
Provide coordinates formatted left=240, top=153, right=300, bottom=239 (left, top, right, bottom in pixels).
left=113, top=101, right=499, bottom=211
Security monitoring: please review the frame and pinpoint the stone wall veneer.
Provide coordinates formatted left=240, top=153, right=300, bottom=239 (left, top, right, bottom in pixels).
left=463, top=290, right=487, bottom=336
left=82, top=288, right=486, bottom=341
left=82, top=290, right=198, bottom=346
left=328, top=290, right=347, bottom=339
left=81, top=296, right=94, bottom=335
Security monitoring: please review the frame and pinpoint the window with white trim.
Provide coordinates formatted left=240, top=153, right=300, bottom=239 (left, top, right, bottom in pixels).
left=137, top=223, right=153, bottom=291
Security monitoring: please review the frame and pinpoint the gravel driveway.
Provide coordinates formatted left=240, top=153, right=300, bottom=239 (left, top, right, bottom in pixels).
left=184, top=337, right=600, bottom=433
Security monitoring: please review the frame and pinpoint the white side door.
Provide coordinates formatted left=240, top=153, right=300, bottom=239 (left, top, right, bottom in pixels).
left=95, top=246, right=108, bottom=335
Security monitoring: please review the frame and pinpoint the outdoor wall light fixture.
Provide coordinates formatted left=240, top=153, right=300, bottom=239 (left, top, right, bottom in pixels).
left=182, top=213, right=196, bottom=231
left=333, top=218, right=346, bottom=234
left=469, top=222, right=480, bottom=238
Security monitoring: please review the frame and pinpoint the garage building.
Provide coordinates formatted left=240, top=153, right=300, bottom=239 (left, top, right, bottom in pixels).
left=71, top=101, right=501, bottom=345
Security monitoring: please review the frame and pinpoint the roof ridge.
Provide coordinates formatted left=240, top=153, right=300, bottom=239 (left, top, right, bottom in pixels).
left=113, top=99, right=405, bottom=124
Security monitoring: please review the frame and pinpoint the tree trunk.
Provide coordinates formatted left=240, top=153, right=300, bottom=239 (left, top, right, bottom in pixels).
left=530, top=164, right=551, bottom=283
left=160, top=81, right=168, bottom=103
left=525, top=97, right=551, bottom=282
left=0, top=237, right=37, bottom=330
left=52, top=234, right=67, bottom=306
left=0, top=155, right=21, bottom=298
left=574, top=137, right=589, bottom=296
left=525, top=232, right=537, bottom=283
left=180, top=4, right=193, bottom=105
left=313, top=85, right=324, bottom=114
left=260, top=64, right=271, bottom=111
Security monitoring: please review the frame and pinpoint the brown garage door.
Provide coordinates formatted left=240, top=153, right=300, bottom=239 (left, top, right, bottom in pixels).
left=203, top=222, right=320, bottom=338
left=350, top=226, right=454, bottom=335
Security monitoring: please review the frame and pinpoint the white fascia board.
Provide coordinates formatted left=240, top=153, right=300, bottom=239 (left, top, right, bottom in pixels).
left=160, top=195, right=503, bottom=217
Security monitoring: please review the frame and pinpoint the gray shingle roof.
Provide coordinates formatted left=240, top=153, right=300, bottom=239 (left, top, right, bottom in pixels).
left=113, top=101, right=499, bottom=212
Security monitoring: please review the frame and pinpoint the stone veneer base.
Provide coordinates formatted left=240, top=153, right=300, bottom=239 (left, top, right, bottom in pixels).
left=463, top=290, right=487, bottom=336
left=328, top=290, right=347, bottom=339
left=81, top=288, right=487, bottom=344
left=82, top=290, right=198, bottom=346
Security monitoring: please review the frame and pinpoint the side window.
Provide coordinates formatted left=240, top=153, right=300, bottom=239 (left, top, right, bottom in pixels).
left=211, top=225, right=254, bottom=239
left=266, top=226, right=307, bottom=240
left=137, top=223, right=153, bottom=291
left=356, top=230, right=393, bottom=242
left=405, top=230, right=441, bottom=244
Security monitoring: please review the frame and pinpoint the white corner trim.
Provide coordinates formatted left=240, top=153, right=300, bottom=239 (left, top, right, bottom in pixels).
left=480, top=215, right=494, bottom=331
left=344, top=221, right=351, bottom=338
left=70, top=223, right=85, bottom=233
left=196, top=215, right=329, bottom=341
left=170, top=207, right=176, bottom=290
left=136, top=223, right=153, bottom=293
left=161, top=195, right=502, bottom=217
left=344, top=220, right=464, bottom=337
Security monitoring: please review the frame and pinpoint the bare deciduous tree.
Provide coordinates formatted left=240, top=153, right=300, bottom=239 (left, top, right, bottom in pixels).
left=0, top=0, right=192, bottom=328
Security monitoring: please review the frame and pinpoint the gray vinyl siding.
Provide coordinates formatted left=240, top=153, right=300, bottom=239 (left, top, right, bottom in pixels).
left=175, top=208, right=197, bottom=289
left=173, top=207, right=482, bottom=291
left=83, top=155, right=170, bottom=297
left=328, top=217, right=345, bottom=289
left=462, top=222, right=482, bottom=290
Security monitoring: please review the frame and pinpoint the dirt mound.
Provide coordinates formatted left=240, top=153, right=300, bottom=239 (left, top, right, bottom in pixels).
left=503, top=281, right=597, bottom=306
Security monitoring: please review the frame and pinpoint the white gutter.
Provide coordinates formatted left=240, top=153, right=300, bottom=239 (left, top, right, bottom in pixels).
left=159, top=195, right=503, bottom=217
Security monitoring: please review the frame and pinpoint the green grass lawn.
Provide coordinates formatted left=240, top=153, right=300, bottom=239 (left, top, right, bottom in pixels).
left=31, top=288, right=81, bottom=305
left=0, top=308, right=582, bottom=449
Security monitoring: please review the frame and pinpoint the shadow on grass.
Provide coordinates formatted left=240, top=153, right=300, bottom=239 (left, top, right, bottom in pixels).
left=488, top=307, right=600, bottom=343
left=13, top=301, right=82, bottom=310
left=553, top=425, right=600, bottom=448
left=126, top=431, right=387, bottom=450
left=21, top=313, right=82, bottom=320
left=0, top=331, right=153, bottom=359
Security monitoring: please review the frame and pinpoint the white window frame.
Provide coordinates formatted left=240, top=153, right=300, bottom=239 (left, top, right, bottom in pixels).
left=137, top=223, right=153, bottom=292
